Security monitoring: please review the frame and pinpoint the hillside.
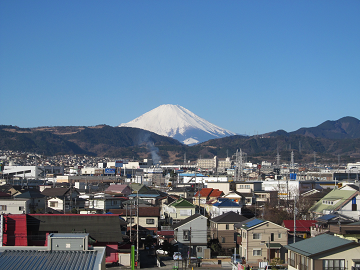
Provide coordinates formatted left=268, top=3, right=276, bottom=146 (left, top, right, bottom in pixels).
left=1, top=116, right=360, bottom=164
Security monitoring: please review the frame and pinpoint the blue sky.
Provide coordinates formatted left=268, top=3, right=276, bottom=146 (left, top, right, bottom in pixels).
left=1, top=1, right=359, bottom=135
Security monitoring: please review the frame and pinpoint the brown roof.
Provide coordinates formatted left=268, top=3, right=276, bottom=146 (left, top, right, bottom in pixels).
left=41, top=187, right=78, bottom=197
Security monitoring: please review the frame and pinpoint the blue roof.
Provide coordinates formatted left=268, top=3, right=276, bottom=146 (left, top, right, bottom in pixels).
left=179, top=173, right=205, bottom=177
left=217, top=199, right=240, bottom=207
left=243, top=218, right=265, bottom=228
left=318, top=214, right=336, bottom=221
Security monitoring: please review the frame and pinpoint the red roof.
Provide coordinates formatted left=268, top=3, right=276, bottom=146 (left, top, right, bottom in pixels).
left=195, top=188, right=223, bottom=198
left=209, top=189, right=223, bottom=197
left=282, top=220, right=317, bottom=232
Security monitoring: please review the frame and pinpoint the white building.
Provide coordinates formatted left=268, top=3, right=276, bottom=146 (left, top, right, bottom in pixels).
left=0, top=198, right=31, bottom=214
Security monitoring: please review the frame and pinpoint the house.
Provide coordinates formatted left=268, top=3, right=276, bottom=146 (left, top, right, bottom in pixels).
left=193, top=188, right=224, bottom=209
left=237, top=218, right=288, bottom=264
left=110, top=206, right=160, bottom=234
left=167, top=186, right=195, bottom=199
left=79, top=193, right=124, bottom=214
left=14, top=189, right=46, bottom=213
left=285, top=233, right=360, bottom=270
left=172, top=213, right=208, bottom=259
left=41, top=187, right=80, bottom=213
left=105, top=184, right=132, bottom=196
left=0, top=233, right=106, bottom=270
left=210, top=211, right=248, bottom=251
left=282, top=220, right=317, bottom=239
left=163, top=198, right=197, bottom=224
left=209, top=198, right=243, bottom=218
left=310, top=213, right=357, bottom=237
left=0, top=198, right=30, bottom=214
left=128, top=184, right=167, bottom=205
left=309, top=188, right=360, bottom=220
left=254, top=190, right=278, bottom=206
left=234, top=182, right=262, bottom=206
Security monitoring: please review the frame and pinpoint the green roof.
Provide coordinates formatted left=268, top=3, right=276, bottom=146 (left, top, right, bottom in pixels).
left=285, top=234, right=358, bottom=257
left=309, top=189, right=357, bottom=214
left=170, top=198, right=195, bottom=208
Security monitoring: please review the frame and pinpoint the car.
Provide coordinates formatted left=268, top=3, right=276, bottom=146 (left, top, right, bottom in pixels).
left=173, top=252, right=182, bottom=260
left=156, top=249, right=168, bottom=255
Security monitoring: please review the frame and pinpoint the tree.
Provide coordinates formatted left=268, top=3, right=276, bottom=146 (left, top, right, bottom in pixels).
left=269, top=257, right=284, bottom=269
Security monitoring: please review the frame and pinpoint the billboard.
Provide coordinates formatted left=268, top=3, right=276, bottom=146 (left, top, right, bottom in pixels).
left=105, top=168, right=116, bottom=174
left=115, top=160, right=123, bottom=168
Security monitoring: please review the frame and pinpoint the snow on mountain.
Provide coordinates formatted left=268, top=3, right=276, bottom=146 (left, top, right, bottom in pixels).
left=118, top=104, right=237, bottom=145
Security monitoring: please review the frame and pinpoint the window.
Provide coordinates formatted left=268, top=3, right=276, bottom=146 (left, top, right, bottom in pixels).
left=271, top=233, right=274, bottom=241
left=183, top=230, right=190, bottom=241
left=323, top=259, right=345, bottom=270
left=252, top=249, right=261, bottom=256
left=289, top=251, right=295, bottom=267
left=226, top=224, right=229, bottom=230
left=278, top=233, right=282, bottom=239
left=197, top=247, right=202, bottom=253
left=221, top=237, right=225, bottom=243
left=352, top=197, right=357, bottom=211
left=253, top=233, right=261, bottom=240
left=0, top=205, right=6, bottom=211
left=146, top=219, right=155, bottom=224
left=50, top=201, right=58, bottom=208
left=19, top=206, right=24, bottom=211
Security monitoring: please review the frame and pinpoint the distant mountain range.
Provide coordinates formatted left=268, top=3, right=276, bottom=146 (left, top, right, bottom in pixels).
left=1, top=115, right=360, bottom=164
left=119, top=104, right=236, bottom=145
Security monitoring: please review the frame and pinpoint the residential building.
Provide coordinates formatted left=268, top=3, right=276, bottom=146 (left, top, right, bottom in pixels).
left=41, top=187, right=80, bottom=213
left=110, top=207, right=160, bottom=234
left=105, top=184, right=132, bottom=196
left=210, top=211, right=248, bottom=251
left=172, top=213, right=208, bottom=259
left=14, top=189, right=46, bottom=213
left=79, top=193, right=123, bottom=214
left=193, top=188, right=223, bottom=208
left=163, top=198, right=196, bottom=224
left=237, top=218, right=288, bottom=264
left=285, top=234, right=360, bottom=270
left=282, top=220, right=317, bottom=239
left=0, top=198, right=30, bottom=214
left=309, top=188, right=360, bottom=220
left=209, top=198, right=243, bottom=218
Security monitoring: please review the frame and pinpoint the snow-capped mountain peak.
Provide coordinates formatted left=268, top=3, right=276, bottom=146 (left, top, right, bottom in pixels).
left=119, top=104, right=236, bottom=145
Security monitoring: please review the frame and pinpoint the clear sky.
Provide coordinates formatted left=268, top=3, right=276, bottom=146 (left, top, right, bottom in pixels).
left=1, top=1, right=359, bottom=135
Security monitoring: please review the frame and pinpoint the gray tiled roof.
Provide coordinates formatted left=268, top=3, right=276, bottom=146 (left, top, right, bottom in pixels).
left=285, top=234, right=359, bottom=257
left=0, top=250, right=98, bottom=270
left=210, top=211, right=248, bottom=223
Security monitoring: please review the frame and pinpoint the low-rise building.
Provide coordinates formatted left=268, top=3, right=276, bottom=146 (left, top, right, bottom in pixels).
left=285, top=234, right=360, bottom=270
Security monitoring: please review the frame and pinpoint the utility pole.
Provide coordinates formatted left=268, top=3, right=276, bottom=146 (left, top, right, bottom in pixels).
left=136, top=191, right=139, bottom=263
left=293, top=196, right=297, bottom=243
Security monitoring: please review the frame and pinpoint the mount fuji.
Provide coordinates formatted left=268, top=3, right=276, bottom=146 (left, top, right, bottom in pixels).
left=119, top=104, right=237, bottom=145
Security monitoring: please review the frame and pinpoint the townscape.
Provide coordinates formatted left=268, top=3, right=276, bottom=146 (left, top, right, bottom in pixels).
left=0, top=148, right=360, bottom=270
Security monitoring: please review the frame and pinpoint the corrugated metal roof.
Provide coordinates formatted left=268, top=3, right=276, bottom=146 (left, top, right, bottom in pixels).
left=0, top=250, right=98, bottom=270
